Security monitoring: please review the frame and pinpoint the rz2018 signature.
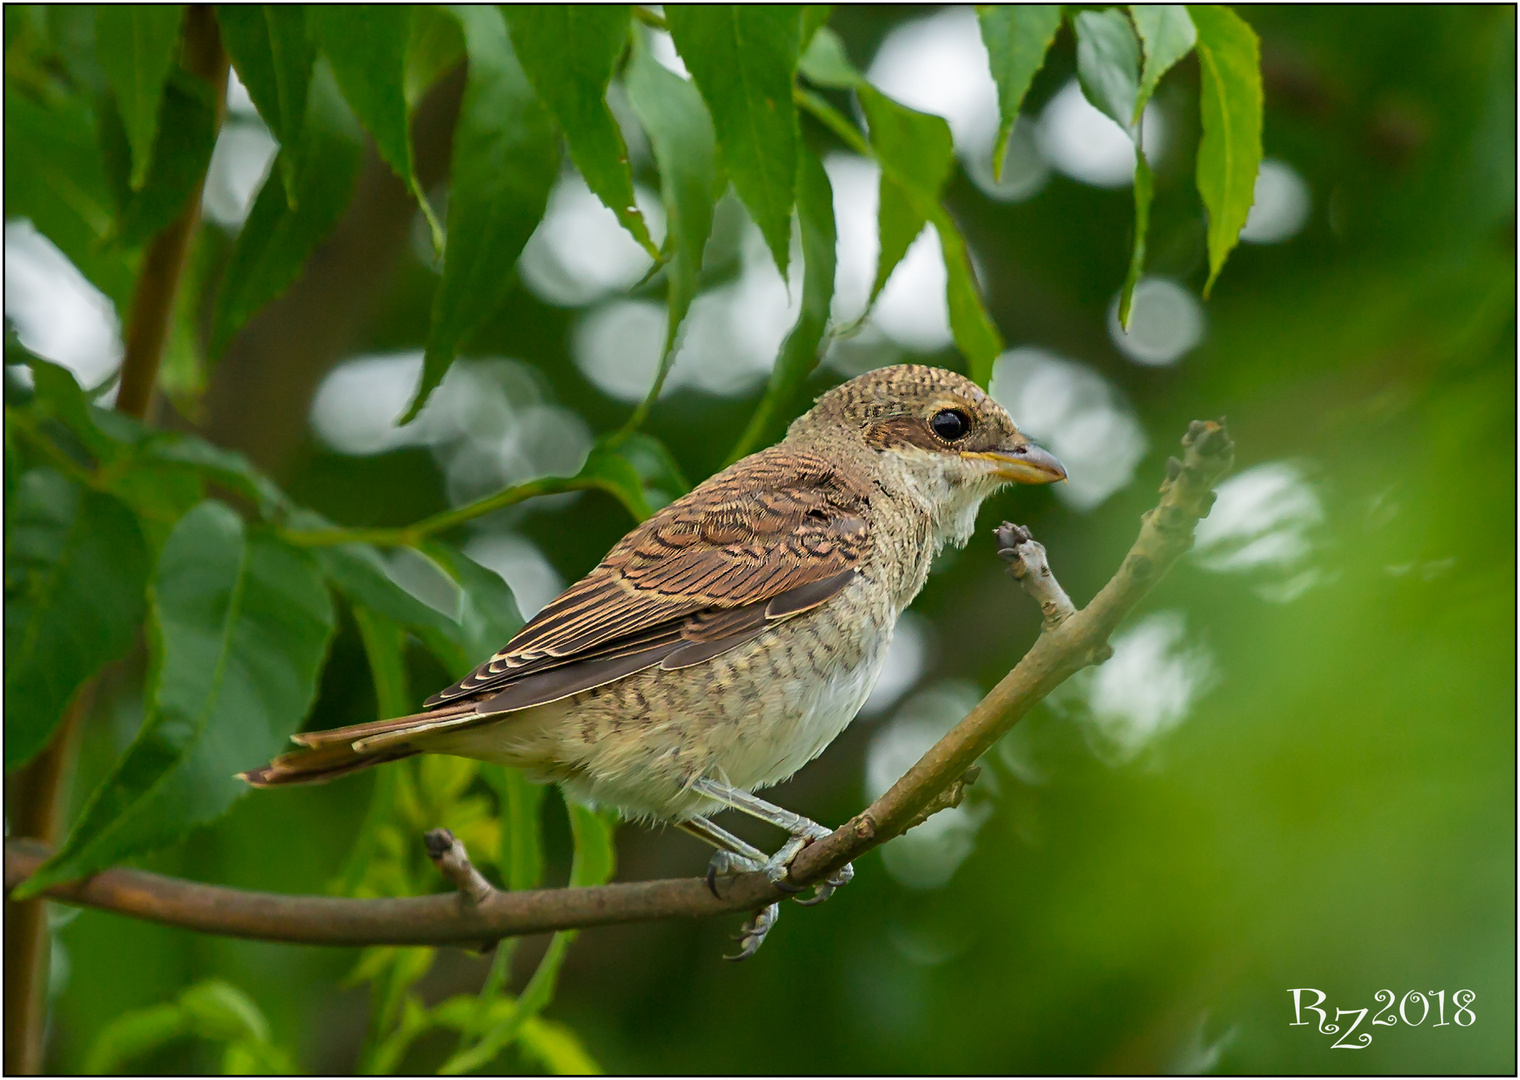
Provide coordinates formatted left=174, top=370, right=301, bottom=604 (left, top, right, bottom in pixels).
left=1289, top=988, right=1476, bottom=1048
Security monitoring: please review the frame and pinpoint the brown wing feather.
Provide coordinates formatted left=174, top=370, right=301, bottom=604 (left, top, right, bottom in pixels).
left=424, top=447, right=873, bottom=708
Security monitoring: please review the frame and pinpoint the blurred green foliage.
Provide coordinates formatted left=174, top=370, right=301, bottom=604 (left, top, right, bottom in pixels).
left=3, top=3, right=1513, bottom=1075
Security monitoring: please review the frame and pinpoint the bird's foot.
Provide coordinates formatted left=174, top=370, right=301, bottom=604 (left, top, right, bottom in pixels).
left=761, top=821, right=851, bottom=905
left=724, top=902, right=780, bottom=962
left=795, top=861, right=854, bottom=907
left=705, top=848, right=763, bottom=899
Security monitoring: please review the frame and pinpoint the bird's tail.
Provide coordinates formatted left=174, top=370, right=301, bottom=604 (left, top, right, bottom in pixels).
left=239, top=701, right=482, bottom=787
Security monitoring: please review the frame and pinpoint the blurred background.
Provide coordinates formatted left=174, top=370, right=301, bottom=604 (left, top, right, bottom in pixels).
left=7, top=4, right=1514, bottom=1073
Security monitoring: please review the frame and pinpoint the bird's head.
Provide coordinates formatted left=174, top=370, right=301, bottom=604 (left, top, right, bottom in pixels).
left=787, top=365, right=1065, bottom=546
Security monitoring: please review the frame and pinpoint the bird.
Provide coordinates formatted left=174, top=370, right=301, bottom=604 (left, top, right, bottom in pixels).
left=242, top=364, right=1065, bottom=956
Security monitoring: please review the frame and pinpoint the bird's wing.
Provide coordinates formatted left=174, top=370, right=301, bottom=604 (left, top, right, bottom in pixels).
left=424, top=447, right=875, bottom=711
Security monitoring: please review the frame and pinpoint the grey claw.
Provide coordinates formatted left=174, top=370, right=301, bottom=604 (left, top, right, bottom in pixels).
left=794, top=861, right=854, bottom=906
left=723, top=903, right=779, bottom=961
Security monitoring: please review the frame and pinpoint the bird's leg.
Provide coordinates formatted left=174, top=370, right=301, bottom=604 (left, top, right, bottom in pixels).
left=677, top=817, right=780, bottom=961
left=689, top=778, right=854, bottom=904
left=677, top=817, right=766, bottom=895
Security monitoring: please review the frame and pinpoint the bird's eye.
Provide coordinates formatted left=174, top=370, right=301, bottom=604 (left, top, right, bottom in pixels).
left=930, top=409, right=970, bottom=442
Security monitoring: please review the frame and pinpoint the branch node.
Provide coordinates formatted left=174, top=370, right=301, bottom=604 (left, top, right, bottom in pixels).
left=851, top=815, right=877, bottom=841
left=424, top=828, right=495, bottom=907
left=995, top=523, right=1076, bottom=630
left=904, top=767, right=982, bottom=832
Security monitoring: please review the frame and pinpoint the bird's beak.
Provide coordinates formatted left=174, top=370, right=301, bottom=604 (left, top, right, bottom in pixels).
left=963, top=443, right=1067, bottom=484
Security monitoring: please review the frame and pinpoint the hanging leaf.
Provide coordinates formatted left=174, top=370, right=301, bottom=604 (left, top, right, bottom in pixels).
left=624, top=30, right=718, bottom=401
left=727, top=141, right=837, bottom=463
left=216, top=5, right=314, bottom=198
left=402, top=4, right=558, bottom=422
left=976, top=4, right=1062, bottom=180
left=99, top=66, right=220, bottom=247
left=4, top=470, right=150, bottom=769
left=800, top=5, right=833, bottom=49
left=503, top=6, right=656, bottom=256
left=17, top=502, right=335, bottom=898
left=855, top=84, right=1003, bottom=383
left=933, top=208, right=1004, bottom=387
left=664, top=4, right=803, bottom=280
left=209, top=59, right=363, bottom=357
left=95, top=4, right=185, bottom=189
left=858, top=84, right=954, bottom=306
left=307, top=5, right=439, bottom=240
left=1190, top=3, right=1262, bottom=296
left=796, top=25, right=859, bottom=90
left=1130, top=4, right=1196, bottom=121
left=1072, top=8, right=1142, bottom=138
left=404, top=6, right=465, bottom=108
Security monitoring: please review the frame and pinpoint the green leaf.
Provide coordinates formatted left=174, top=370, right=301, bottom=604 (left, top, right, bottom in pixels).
left=95, top=5, right=185, bottom=189
left=404, top=5, right=465, bottom=108
left=4, top=470, right=149, bottom=769
left=625, top=30, right=718, bottom=399
left=402, top=5, right=558, bottom=422
left=18, top=502, right=335, bottom=897
left=216, top=5, right=314, bottom=199
left=933, top=208, right=1004, bottom=387
left=1118, top=151, right=1154, bottom=328
left=3, top=90, right=135, bottom=308
left=611, top=431, right=690, bottom=513
left=423, top=541, right=525, bottom=674
left=209, top=58, right=363, bottom=357
left=850, top=83, right=1000, bottom=377
left=315, top=541, right=469, bottom=673
left=1190, top=4, right=1262, bottom=296
left=858, top=85, right=954, bottom=306
left=503, top=6, right=655, bottom=256
left=727, top=140, right=836, bottom=463
left=1130, top=4, right=1195, bottom=121
left=17, top=354, right=124, bottom=462
left=352, top=607, right=414, bottom=728
left=483, top=766, right=546, bottom=891
left=665, top=4, right=802, bottom=280
left=83, top=1003, right=187, bottom=1074
left=306, top=5, right=439, bottom=241
left=134, top=430, right=291, bottom=519
left=567, top=799, right=617, bottom=888
left=1072, top=7, right=1141, bottom=138
left=516, top=1016, right=602, bottom=1076
left=797, top=25, right=859, bottom=90
left=976, top=4, right=1062, bottom=180
left=800, top=5, right=833, bottom=50
left=100, top=67, right=220, bottom=247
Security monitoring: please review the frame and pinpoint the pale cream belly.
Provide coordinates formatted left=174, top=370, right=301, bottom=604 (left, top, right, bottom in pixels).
left=424, top=577, right=896, bottom=823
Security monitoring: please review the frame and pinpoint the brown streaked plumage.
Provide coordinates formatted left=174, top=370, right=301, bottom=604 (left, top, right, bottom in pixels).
left=242, top=365, right=1064, bottom=954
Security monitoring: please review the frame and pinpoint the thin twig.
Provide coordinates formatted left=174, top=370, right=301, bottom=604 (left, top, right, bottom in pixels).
left=424, top=829, right=495, bottom=908
left=280, top=474, right=639, bottom=548
left=995, top=523, right=1076, bottom=631
left=3, top=422, right=1234, bottom=948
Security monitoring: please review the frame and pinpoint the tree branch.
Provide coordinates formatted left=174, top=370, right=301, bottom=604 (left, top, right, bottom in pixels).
left=3, top=422, right=1234, bottom=948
